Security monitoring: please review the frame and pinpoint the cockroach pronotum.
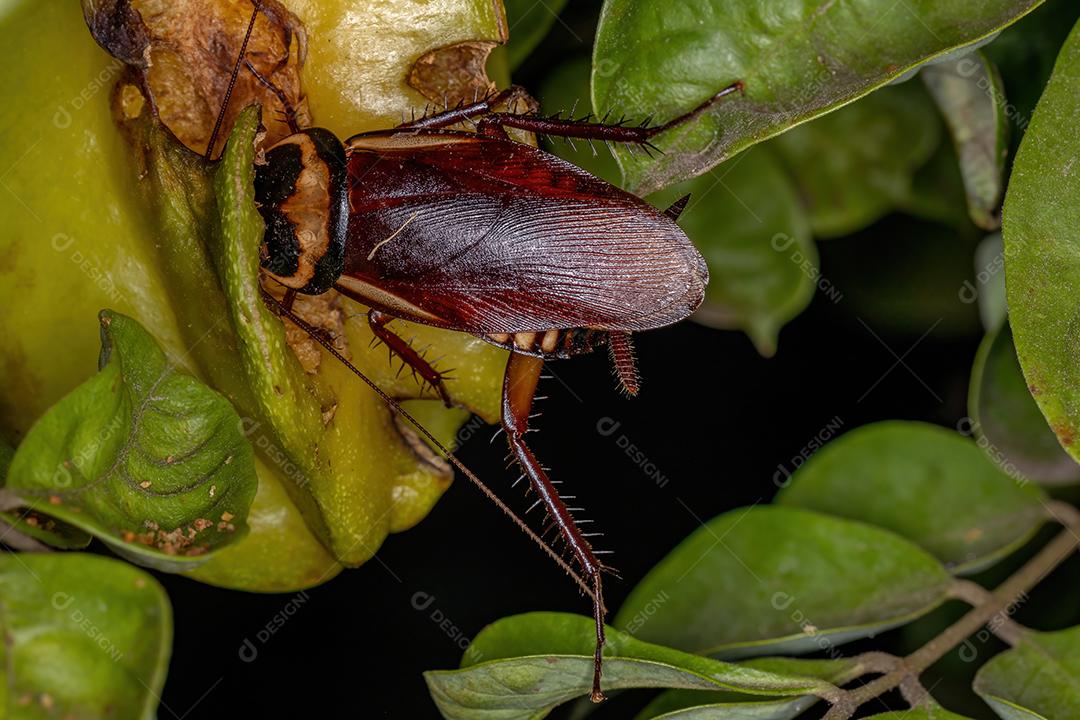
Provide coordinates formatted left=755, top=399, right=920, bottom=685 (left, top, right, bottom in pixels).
left=202, top=3, right=742, bottom=702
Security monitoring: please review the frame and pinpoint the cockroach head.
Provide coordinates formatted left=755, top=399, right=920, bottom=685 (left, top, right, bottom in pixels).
left=254, top=128, right=348, bottom=295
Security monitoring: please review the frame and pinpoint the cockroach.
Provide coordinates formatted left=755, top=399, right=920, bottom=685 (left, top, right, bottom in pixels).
left=206, top=2, right=743, bottom=702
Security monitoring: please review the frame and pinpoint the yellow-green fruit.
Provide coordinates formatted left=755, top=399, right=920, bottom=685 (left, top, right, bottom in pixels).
left=0, top=0, right=508, bottom=589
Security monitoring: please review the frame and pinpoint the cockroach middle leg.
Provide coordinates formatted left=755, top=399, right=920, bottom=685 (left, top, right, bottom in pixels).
left=502, top=351, right=609, bottom=703
left=367, top=309, right=453, bottom=407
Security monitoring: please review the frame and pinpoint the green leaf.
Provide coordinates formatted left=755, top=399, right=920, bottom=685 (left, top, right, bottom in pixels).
left=970, top=325, right=1080, bottom=486
left=637, top=657, right=859, bottom=720
left=2, top=425, right=92, bottom=551
left=0, top=552, right=170, bottom=719
left=5, top=311, right=257, bottom=571
left=974, top=626, right=1080, bottom=719
left=652, top=147, right=816, bottom=356
left=426, top=612, right=839, bottom=720
left=614, top=506, right=952, bottom=657
left=1003, top=16, right=1080, bottom=466
left=921, top=51, right=1009, bottom=230
left=865, top=710, right=975, bottom=720
left=503, top=0, right=569, bottom=71
left=776, top=421, right=1047, bottom=573
left=983, top=1, right=1080, bottom=152
left=592, top=0, right=1044, bottom=194
left=0, top=507, right=92, bottom=551
left=770, top=82, right=941, bottom=238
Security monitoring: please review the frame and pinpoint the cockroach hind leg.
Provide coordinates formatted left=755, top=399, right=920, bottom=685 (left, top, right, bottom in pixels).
left=501, top=351, right=609, bottom=703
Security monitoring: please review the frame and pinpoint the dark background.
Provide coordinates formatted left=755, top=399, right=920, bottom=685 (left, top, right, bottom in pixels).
left=153, top=2, right=1080, bottom=718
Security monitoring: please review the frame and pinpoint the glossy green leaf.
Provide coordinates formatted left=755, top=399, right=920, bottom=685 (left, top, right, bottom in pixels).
left=2, top=441, right=82, bottom=550
left=922, top=51, right=1009, bottom=230
left=1003, top=17, right=1080, bottom=466
left=974, top=626, right=1080, bottom=719
left=426, top=612, right=839, bottom=720
left=5, top=311, right=257, bottom=571
left=970, top=325, right=1080, bottom=486
left=503, top=0, right=568, bottom=71
left=592, top=0, right=1044, bottom=194
left=0, top=552, right=170, bottom=719
left=183, top=455, right=343, bottom=592
left=1, top=417, right=92, bottom=551
left=652, top=147, right=816, bottom=356
left=0, top=507, right=92, bottom=551
left=983, top=0, right=1080, bottom=152
left=614, top=506, right=952, bottom=657
left=637, top=657, right=859, bottom=720
left=777, top=421, right=1047, bottom=573
left=770, top=82, right=940, bottom=238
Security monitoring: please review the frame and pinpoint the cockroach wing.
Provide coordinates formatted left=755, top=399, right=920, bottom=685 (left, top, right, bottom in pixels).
left=337, top=132, right=708, bottom=334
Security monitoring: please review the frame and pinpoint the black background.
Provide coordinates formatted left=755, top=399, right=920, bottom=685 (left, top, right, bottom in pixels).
left=153, top=2, right=1080, bottom=718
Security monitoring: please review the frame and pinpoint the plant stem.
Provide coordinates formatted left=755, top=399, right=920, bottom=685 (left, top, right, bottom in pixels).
left=823, top=526, right=1080, bottom=720
left=1046, top=499, right=1080, bottom=534
left=947, top=579, right=1026, bottom=645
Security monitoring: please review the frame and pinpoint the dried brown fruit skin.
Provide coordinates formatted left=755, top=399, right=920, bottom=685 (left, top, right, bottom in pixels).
left=410, top=41, right=499, bottom=105
left=84, top=0, right=308, bottom=156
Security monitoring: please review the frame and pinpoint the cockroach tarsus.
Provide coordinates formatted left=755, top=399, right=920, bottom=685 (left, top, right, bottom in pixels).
left=206, top=1, right=743, bottom=703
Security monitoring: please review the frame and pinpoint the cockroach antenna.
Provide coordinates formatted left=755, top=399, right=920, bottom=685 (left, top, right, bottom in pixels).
left=205, top=0, right=263, bottom=160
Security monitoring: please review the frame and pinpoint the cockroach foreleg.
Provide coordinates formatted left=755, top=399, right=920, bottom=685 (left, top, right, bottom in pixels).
left=395, top=88, right=521, bottom=131
left=367, top=309, right=453, bottom=406
left=502, top=351, right=609, bottom=703
left=476, top=81, right=745, bottom=147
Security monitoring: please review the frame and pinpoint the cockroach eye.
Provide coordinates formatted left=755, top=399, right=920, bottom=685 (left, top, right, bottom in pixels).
left=253, top=128, right=348, bottom=295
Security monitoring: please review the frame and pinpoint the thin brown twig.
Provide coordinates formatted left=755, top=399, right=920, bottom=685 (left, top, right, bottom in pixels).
left=823, top=525, right=1080, bottom=720
left=947, top=579, right=1026, bottom=645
